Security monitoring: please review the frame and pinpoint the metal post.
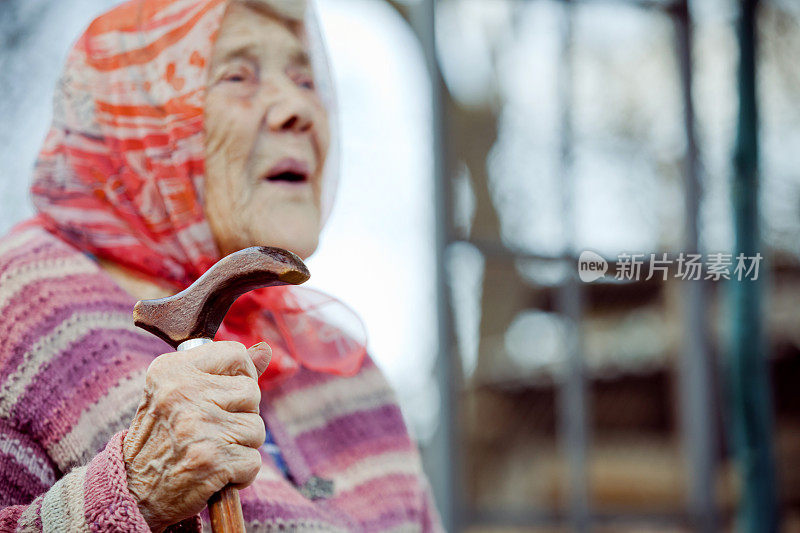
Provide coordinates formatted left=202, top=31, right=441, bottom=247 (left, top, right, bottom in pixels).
left=672, top=3, right=717, bottom=531
left=556, top=2, right=590, bottom=530
left=728, top=0, right=778, bottom=531
left=409, top=0, right=462, bottom=531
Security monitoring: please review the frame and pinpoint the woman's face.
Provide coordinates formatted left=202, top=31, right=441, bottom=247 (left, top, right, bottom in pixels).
left=204, top=1, right=330, bottom=259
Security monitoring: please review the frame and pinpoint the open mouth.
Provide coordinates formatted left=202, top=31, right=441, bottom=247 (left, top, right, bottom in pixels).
left=264, top=159, right=310, bottom=184
left=268, top=171, right=306, bottom=183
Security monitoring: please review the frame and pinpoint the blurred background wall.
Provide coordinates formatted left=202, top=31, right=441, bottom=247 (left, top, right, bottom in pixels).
left=2, top=0, right=800, bottom=531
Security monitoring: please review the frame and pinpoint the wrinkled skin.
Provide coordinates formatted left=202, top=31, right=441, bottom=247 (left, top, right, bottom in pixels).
left=123, top=342, right=271, bottom=532
left=121, top=2, right=330, bottom=531
left=204, top=0, right=330, bottom=260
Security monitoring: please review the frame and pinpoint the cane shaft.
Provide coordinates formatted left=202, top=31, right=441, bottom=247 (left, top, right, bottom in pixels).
left=208, top=486, right=245, bottom=533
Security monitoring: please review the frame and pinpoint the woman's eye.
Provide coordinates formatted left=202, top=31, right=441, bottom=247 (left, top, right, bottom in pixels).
left=296, top=77, right=315, bottom=90
left=223, top=71, right=250, bottom=83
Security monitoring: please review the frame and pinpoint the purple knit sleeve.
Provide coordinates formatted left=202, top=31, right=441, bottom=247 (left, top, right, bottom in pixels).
left=0, top=429, right=201, bottom=532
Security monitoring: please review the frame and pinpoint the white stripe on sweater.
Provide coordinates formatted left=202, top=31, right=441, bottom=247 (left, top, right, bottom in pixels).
left=41, top=465, right=89, bottom=531
left=0, top=228, right=40, bottom=259
left=16, top=493, right=43, bottom=532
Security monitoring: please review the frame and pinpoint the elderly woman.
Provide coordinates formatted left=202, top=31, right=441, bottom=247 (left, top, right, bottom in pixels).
left=0, top=0, right=442, bottom=531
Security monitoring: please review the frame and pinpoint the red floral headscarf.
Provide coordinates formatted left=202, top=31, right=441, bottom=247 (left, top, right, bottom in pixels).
left=27, top=0, right=366, bottom=386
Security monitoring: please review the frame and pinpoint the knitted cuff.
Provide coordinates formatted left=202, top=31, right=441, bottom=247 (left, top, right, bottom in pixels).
left=83, top=430, right=201, bottom=532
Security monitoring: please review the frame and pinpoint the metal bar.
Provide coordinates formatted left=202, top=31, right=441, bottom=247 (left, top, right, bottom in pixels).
left=555, top=1, right=590, bottom=530
left=728, top=0, right=778, bottom=531
left=408, top=0, right=462, bottom=531
left=557, top=270, right=591, bottom=533
left=671, top=2, right=717, bottom=532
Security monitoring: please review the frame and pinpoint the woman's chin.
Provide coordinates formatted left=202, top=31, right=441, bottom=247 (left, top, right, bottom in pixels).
left=215, top=203, right=322, bottom=258
left=254, top=227, right=319, bottom=260
left=279, top=237, right=318, bottom=261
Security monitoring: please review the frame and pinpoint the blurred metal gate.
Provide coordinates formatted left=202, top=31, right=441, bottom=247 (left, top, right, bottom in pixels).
left=398, top=0, right=778, bottom=530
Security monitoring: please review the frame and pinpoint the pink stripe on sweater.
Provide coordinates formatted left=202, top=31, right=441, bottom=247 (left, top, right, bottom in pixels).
left=330, top=473, right=421, bottom=524
left=313, top=435, right=414, bottom=478
left=0, top=505, right=24, bottom=530
left=241, top=478, right=316, bottom=507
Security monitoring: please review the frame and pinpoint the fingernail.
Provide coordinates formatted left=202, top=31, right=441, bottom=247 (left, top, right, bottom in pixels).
left=251, top=342, right=272, bottom=374
left=252, top=342, right=272, bottom=360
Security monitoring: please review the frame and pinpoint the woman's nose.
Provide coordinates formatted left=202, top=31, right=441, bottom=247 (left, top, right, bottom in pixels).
left=266, top=96, right=313, bottom=133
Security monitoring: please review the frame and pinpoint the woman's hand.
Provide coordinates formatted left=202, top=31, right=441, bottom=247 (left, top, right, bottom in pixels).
left=122, top=341, right=271, bottom=532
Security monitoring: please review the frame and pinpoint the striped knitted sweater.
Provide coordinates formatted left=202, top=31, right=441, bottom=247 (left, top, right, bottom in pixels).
left=0, top=227, right=442, bottom=532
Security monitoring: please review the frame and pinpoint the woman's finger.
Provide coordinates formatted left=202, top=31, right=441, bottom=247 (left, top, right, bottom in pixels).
left=204, top=374, right=261, bottom=413
left=224, top=446, right=264, bottom=490
left=217, top=411, right=267, bottom=449
left=248, top=342, right=272, bottom=376
left=190, top=341, right=259, bottom=379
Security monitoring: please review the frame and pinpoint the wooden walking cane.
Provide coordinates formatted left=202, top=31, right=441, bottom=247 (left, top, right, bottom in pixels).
left=132, top=246, right=310, bottom=533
